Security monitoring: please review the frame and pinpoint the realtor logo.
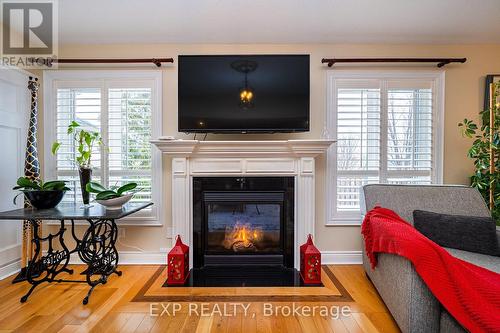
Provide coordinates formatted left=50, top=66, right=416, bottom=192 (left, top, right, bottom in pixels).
left=1, top=0, right=57, bottom=67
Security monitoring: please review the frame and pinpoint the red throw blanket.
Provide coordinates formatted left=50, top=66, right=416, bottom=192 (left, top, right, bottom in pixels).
left=362, top=207, right=500, bottom=333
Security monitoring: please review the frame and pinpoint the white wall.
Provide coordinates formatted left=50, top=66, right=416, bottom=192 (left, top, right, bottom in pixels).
left=0, top=68, right=30, bottom=278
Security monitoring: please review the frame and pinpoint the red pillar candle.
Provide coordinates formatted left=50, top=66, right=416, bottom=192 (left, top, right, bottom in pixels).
left=300, top=234, right=322, bottom=284
left=167, top=235, right=190, bottom=285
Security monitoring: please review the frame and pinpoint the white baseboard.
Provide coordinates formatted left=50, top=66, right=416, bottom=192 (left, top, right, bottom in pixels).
left=0, top=260, right=21, bottom=281
left=2, top=249, right=361, bottom=283
left=41, top=250, right=360, bottom=266
left=0, top=243, right=22, bottom=281
left=68, top=251, right=167, bottom=265
left=321, top=251, right=363, bottom=264
left=1, top=251, right=168, bottom=281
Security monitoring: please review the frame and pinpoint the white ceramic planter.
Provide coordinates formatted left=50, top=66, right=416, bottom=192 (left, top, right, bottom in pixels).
left=96, top=193, right=133, bottom=210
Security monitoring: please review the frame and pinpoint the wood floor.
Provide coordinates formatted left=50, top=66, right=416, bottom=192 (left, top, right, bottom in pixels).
left=0, top=265, right=400, bottom=333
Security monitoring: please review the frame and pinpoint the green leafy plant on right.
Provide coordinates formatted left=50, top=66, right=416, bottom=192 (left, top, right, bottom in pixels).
left=85, top=181, right=138, bottom=201
left=458, top=82, right=500, bottom=225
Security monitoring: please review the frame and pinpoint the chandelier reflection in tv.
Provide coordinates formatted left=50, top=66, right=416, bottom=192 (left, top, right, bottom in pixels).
left=231, top=60, right=258, bottom=109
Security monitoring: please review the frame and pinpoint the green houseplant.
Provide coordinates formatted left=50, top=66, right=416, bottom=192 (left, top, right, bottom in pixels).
left=458, top=82, right=500, bottom=225
left=86, top=181, right=138, bottom=210
left=13, top=177, right=69, bottom=209
left=52, top=121, right=103, bottom=206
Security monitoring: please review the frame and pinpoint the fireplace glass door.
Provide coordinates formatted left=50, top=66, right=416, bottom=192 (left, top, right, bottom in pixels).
left=203, top=191, right=284, bottom=256
left=206, top=203, right=282, bottom=254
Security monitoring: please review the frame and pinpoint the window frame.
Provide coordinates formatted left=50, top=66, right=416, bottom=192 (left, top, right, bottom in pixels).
left=326, top=70, right=444, bottom=226
left=43, top=70, right=163, bottom=226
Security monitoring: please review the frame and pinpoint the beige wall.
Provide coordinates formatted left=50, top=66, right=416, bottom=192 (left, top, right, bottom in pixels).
left=41, top=43, right=500, bottom=254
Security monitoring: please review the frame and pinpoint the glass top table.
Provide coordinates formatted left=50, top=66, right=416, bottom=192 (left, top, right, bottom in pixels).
left=0, top=202, right=152, bottom=220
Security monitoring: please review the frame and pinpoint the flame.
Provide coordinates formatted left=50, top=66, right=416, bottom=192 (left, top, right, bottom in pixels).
left=223, top=222, right=262, bottom=250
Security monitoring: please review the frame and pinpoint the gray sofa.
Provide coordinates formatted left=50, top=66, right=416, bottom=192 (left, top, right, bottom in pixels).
left=360, top=184, right=500, bottom=333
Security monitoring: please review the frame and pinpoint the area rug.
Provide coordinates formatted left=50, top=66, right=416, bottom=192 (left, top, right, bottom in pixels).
left=132, top=265, right=353, bottom=302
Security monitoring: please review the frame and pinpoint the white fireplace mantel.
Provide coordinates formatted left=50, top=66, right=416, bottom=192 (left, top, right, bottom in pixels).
left=150, top=139, right=334, bottom=157
left=151, top=139, right=335, bottom=269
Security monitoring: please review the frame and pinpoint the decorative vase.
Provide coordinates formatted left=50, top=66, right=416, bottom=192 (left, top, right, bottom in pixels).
left=78, top=167, right=92, bottom=205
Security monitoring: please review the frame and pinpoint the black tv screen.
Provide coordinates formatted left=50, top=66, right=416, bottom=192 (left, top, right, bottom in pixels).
left=178, top=55, right=310, bottom=133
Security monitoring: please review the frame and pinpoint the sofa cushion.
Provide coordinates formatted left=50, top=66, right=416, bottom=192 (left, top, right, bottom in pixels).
left=413, top=210, right=499, bottom=256
left=444, top=247, right=500, bottom=273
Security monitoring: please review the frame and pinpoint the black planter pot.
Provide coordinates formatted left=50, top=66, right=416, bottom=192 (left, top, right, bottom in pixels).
left=24, top=190, right=65, bottom=209
left=79, top=167, right=92, bottom=205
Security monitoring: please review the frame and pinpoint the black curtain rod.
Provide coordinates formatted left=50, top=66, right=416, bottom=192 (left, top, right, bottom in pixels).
left=321, top=58, right=467, bottom=68
left=30, top=57, right=174, bottom=67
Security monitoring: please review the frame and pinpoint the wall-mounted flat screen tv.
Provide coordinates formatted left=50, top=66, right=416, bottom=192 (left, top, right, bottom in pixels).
left=178, top=54, right=310, bottom=133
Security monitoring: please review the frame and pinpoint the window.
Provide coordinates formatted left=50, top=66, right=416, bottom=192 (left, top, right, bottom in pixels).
left=326, top=71, right=444, bottom=225
left=44, top=71, right=162, bottom=224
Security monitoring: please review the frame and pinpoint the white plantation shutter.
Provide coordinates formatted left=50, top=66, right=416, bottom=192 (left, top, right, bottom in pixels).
left=336, top=84, right=380, bottom=211
left=46, top=72, right=162, bottom=223
left=108, top=87, right=153, bottom=204
left=327, top=72, right=443, bottom=224
left=386, top=81, right=433, bottom=184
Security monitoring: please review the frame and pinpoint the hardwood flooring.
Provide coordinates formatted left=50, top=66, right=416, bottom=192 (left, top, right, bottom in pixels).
left=0, top=265, right=400, bottom=333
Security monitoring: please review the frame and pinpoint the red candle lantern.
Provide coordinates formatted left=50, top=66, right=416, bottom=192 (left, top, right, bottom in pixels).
left=167, top=235, right=190, bottom=285
left=300, top=234, right=322, bottom=284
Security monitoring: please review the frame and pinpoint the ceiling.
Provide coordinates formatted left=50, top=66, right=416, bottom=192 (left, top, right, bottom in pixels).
left=58, top=0, right=500, bottom=44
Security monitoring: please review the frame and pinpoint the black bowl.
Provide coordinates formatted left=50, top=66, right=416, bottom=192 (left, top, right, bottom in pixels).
left=23, top=190, right=65, bottom=209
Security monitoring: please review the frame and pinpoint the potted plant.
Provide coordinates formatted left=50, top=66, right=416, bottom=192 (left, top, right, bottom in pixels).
left=13, top=177, right=70, bottom=209
left=52, top=121, right=103, bottom=206
left=458, top=82, right=500, bottom=225
left=86, top=181, right=138, bottom=210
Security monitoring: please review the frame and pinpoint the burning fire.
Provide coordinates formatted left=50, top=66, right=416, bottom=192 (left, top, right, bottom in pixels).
left=223, top=222, right=262, bottom=251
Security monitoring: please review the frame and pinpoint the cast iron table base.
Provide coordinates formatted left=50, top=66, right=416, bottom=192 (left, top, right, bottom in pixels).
left=0, top=202, right=152, bottom=305
left=20, top=218, right=122, bottom=305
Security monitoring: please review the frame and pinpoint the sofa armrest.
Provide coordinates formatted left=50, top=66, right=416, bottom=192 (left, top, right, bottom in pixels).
left=363, top=245, right=441, bottom=333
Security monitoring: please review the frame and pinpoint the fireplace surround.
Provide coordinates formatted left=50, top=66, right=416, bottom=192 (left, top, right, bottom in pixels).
left=151, top=139, right=335, bottom=269
left=193, top=177, right=294, bottom=268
